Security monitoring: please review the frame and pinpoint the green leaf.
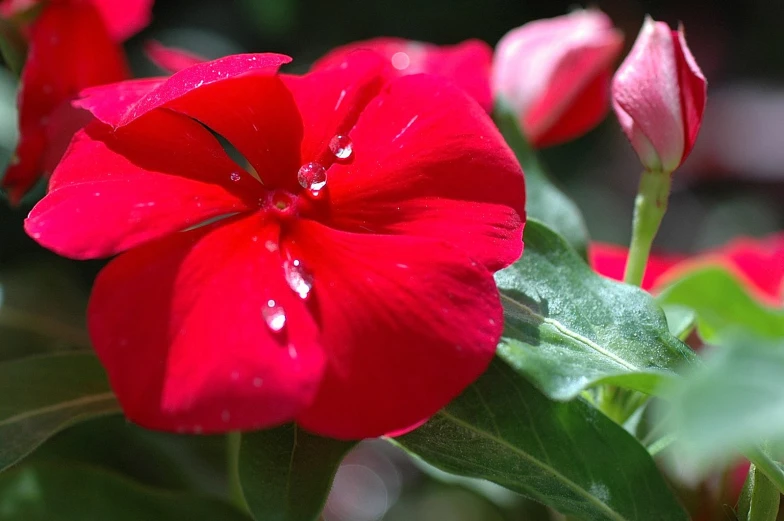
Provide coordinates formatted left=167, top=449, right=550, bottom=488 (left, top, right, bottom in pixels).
left=495, top=220, right=696, bottom=401
left=0, top=463, right=249, bottom=520
left=239, top=424, right=356, bottom=521
left=0, top=352, right=119, bottom=473
left=737, top=464, right=780, bottom=521
left=662, top=305, right=698, bottom=340
left=0, top=260, right=90, bottom=361
left=396, top=358, right=688, bottom=521
left=494, top=102, right=589, bottom=257
left=656, top=266, right=784, bottom=344
left=661, top=335, right=784, bottom=470
left=0, top=18, right=26, bottom=76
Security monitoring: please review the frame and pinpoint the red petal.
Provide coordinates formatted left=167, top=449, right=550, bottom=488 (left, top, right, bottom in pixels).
left=75, top=54, right=301, bottom=190
left=319, top=74, right=525, bottom=271
left=88, top=215, right=325, bottom=433
left=531, top=69, right=612, bottom=148
left=2, top=0, right=129, bottom=203
left=76, top=77, right=165, bottom=123
left=589, top=242, right=685, bottom=291
left=26, top=110, right=260, bottom=259
left=314, top=37, right=494, bottom=112
left=89, top=0, right=153, bottom=41
left=655, top=234, right=784, bottom=306
left=523, top=35, right=623, bottom=147
left=145, top=40, right=208, bottom=74
left=673, top=25, right=707, bottom=164
left=281, top=50, right=386, bottom=166
left=74, top=53, right=290, bottom=126
left=290, top=220, right=502, bottom=439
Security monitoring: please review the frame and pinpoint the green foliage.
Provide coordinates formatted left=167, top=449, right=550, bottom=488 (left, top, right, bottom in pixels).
left=494, top=102, right=590, bottom=257
left=0, top=353, right=119, bottom=473
left=661, top=335, right=784, bottom=471
left=239, top=425, right=356, bottom=521
left=495, top=220, right=696, bottom=401
left=396, top=358, right=688, bottom=521
left=657, top=266, right=784, bottom=344
left=736, top=464, right=780, bottom=521
left=0, top=463, right=249, bottom=520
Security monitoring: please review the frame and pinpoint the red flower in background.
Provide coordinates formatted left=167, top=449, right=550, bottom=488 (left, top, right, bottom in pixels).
left=25, top=52, right=526, bottom=439
left=0, top=0, right=153, bottom=204
left=313, top=37, right=494, bottom=113
left=590, top=233, right=784, bottom=306
left=492, top=9, right=624, bottom=147
left=588, top=242, right=684, bottom=291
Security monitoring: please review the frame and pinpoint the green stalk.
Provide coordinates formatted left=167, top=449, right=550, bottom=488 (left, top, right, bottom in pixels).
left=624, top=169, right=672, bottom=286
left=227, top=431, right=250, bottom=513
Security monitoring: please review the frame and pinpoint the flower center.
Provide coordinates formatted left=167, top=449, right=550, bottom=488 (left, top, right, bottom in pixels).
left=266, top=190, right=297, bottom=218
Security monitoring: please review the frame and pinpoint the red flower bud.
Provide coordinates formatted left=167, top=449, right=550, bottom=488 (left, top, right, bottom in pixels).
left=612, top=17, right=707, bottom=173
left=492, top=9, right=624, bottom=148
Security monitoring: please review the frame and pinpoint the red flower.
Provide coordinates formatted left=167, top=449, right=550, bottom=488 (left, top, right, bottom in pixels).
left=313, top=37, right=494, bottom=113
left=1, top=0, right=153, bottom=204
left=612, top=17, right=707, bottom=173
left=590, top=233, right=784, bottom=306
left=588, top=242, right=684, bottom=291
left=492, top=9, right=624, bottom=147
left=25, top=52, right=526, bottom=439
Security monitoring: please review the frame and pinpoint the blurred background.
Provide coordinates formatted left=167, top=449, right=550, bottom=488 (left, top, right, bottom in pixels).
left=0, top=0, right=782, bottom=519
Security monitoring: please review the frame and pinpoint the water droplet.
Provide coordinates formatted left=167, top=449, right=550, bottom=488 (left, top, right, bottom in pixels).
left=262, top=299, right=286, bottom=332
left=193, top=425, right=203, bottom=434
left=229, top=172, right=241, bottom=182
left=264, top=240, right=278, bottom=252
left=253, top=377, right=263, bottom=388
left=391, top=51, right=410, bottom=70
left=297, top=162, right=327, bottom=192
left=283, top=259, right=313, bottom=300
left=221, top=410, right=231, bottom=422
left=329, top=135, right=353, bottom=160
left=288, top=345, right=298, bottom=359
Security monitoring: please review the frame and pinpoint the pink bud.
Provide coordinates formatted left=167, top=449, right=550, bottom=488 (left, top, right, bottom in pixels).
left=492, top=9, right=624, bottom=148
left=612, top=17, right=707, bottom=173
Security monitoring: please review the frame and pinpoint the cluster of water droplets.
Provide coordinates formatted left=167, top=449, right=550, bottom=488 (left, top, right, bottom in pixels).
left=296, top=134, right=353, bottom=196
left=261, top=135, right=353, bottom=334
left=259, top=257, right=315, bottom=335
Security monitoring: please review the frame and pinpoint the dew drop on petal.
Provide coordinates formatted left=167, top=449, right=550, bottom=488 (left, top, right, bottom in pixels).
left=253, top=377, right=263, bottom=387
left=329, top=135, right=353, bottom=160
left=229, top=172, right=241, bottom=182
left=262, top=299, right=286, bottom=332
left=283, top=259, right=313, bottom=300
left=297, top=162, right=327, bottom=192
left=391, top=51, right=410, bottom=70
left=221, top=410, right=231, bottom=422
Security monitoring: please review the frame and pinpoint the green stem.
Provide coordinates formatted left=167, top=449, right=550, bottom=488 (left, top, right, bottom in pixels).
left=624, top=169, right=672, bottom=287
left=226, top=431, right=249, bottom=513
left=744, top=446, right=784, bottom=497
